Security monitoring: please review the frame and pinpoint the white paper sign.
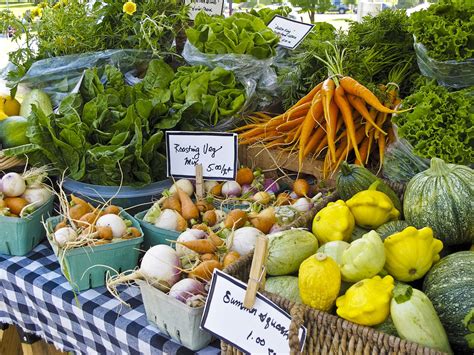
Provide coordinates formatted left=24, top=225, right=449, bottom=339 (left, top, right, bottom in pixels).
left=267, top=15, right=314, bottom=50
left=201, top=270, right=307, bottom=354
left=185, top=0, right=224, bottom=20
left=166, top=131, right=238, bottom=180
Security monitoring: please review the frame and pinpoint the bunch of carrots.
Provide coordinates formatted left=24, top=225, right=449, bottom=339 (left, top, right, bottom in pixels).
left=236, top=45, right=410, bottom=177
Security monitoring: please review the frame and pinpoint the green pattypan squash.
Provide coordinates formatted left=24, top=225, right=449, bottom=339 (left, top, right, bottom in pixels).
left=341, top=230, right=385, bottom=282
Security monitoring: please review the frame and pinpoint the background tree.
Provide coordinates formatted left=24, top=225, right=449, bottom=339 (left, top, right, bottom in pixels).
left=289, top=0, right=332, bottom=22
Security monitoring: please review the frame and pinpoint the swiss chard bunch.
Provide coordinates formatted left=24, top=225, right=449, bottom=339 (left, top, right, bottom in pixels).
left=186, top=12, right=279, bottom=59
left=392, top=79, right=474, bottom=165
left=409, top=0, right=474, bottom=62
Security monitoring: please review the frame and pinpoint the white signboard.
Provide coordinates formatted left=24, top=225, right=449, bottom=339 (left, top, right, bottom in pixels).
left=185, top=0, right=224, bottom=20
left=201, top=270, right=307, bottom=354
left=267, top=15, right=314, bottom=50
left=166, top=131, right=238, bottom=180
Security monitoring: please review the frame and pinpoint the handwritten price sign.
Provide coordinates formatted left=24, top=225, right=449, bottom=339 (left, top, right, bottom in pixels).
left=165, top=131, right=238, bottom=180
left=267, top=15, right=314, bottom=50
left=185, top=0, right=224, bottom=20
left=201, top=270, right=307, bottom=354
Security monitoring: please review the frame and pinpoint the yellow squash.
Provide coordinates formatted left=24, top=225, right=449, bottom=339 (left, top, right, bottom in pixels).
left=312, top=200, right=355, bottom=244
left=384, top=226, right=443, bottom=282
left=346, top=181, right=399, bottom=229
left=299, top=253, right=341, bottom=311
left=336, top=275, right=394, bottom=326
left=0, top=96, right=21, bottom=116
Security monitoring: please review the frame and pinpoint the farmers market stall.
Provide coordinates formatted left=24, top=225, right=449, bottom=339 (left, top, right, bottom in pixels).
left=0, top=0, right=473, bottom=354
left=0, top=242, right=220, bottom=354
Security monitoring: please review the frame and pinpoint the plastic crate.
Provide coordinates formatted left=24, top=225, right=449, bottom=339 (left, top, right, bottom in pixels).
left=62, top=178, right=172, bottom=213
left=0, top=197, right=54, bottom=256
left=134, top=210, right=180, bottom=249
left=46, top=211, right=143, bottom=292
left=138, top=280, right=213, bottom=351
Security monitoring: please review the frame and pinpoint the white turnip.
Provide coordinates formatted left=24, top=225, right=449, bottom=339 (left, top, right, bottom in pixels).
left=96, top=214, right=127, bottom=238
left=2, top=173, right=26, bottom=197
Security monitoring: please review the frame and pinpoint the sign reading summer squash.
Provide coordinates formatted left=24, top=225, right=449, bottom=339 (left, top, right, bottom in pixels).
left=185, top=0, right=224, bottom=20
left=267, top=15, right=314, bottom=50
left=166, top=131, right=238, bottom=180
left=201, top=270, right=307, bottom=353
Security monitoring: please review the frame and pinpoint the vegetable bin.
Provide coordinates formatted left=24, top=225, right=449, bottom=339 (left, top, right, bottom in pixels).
left=46, top=211, right=143, bottom=292
left=134, top=210, right=180, bottom=249
left=62, top=178, right=172, bottom=213
left=0, top=197, right=54, bottom=256
left=137, top=280, right=213, bottom=351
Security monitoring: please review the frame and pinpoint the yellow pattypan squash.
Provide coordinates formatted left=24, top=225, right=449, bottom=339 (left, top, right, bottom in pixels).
left=346, top=181, right=400, bottom=229
left=299, top=253, right=341, bottom=311
left=336, top=275, right=394, bottom=326
left=0, top=96, right=21, bottom=116
left=312, top=200, right=355, bottom=244
left=341, top=230, right=385, bottom=282
left=384, top=226, right=443, bottom=282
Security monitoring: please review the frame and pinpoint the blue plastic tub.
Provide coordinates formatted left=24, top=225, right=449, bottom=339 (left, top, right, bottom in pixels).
left=62, top=178, right=172, bottom=213
left=46, top=210, right=144, bottom=292
left=134, top=210, right=180, bottom=249
left=0, top=197, right=55, bottom=256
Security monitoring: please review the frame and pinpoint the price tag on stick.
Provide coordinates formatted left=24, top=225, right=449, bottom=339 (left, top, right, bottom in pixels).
left=165, top=131, right=238, bottom=181
left=267, top=15, right=314, bottom=50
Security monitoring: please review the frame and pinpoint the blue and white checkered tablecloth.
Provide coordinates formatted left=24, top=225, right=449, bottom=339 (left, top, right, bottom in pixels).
left=0, top=241, right=220, bottom=355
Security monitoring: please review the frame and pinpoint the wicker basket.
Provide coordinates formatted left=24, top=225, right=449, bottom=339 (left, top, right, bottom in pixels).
left=0, top=151, right=24, bottom=170
left=222, top=252, right=446, bottom=355
left=220, top=181, right=446, bottom=355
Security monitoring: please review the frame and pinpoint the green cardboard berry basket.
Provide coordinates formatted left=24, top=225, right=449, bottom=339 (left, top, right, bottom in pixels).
left=46, top=210, right=143, bottom=292
left=0, top=197, right=55, bottom=256
left=134, top=210, right=180, bottom=249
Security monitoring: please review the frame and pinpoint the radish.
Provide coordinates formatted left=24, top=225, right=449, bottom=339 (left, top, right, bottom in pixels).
left=107, top=245, right=182, bottom=299
left=2, top=173, right=26, bottom=197
left=169, top=179, right=194, bottom=197
left=96, top=214, right=127, bottom=238
left=221, top=181, right=241, bottom=197
left=169, top=278, right=205, bottom=303
left=54, top=227, right=78, bottom=247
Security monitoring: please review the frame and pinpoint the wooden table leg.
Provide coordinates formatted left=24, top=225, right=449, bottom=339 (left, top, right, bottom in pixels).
left=16, top=327, right=40, bottom=355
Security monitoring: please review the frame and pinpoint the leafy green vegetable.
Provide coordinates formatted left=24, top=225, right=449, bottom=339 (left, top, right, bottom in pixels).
left=392, top=79, right=474, bottom=165
left=249, top=6, right=292, bottom=25
left=409, top=0, right=474, bottom=62
left=186, top=12, right=279, bottom=59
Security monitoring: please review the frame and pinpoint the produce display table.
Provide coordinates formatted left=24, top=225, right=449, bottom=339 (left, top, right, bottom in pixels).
left=0, top=242, right=220, bottom=355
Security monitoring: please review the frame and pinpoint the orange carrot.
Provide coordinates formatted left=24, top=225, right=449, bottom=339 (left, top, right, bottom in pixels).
left=292, top=82, right=323, bottom=107
left=177, top=188, right=199, bottom=221
left=326, top=100, right=339, bottom=163
left=347, top=94, right=387, bottom=135
left=178, top=239, right=217, bottom=254
left=303, top=126, right=326, bottom=158
left=189, top=260, right=222, bottom=281
left=339, top=76, right=409, bottom=114
left=321, top=78, right=335, bottom=124
left=334, top=85, right=363, bottom=163
left=298, top=93, right=323, bottom=166
left=355, top=134, right=370, bottom=166
left=276, top=116, right=305, bottom=132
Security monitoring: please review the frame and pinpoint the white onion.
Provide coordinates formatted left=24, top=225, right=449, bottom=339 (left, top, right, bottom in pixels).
left=221, top=181, right=241, bottom=197
left=96, top=214, right=127, bottom=238
left=230, top=227, right=265, bottom=256
left=176, top=229, right=207, bottom=257
left=2, top=173, right=26, bottom=197
left=169, top=179, right=194, bottom=196
left=140, top=245, right=181, bottom=290
left=54, top=227, right=77, bottom=247
left=169, top=278, right=205, bottom=303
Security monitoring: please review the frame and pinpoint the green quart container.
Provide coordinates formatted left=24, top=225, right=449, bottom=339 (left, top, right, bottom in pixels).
left=134, top=210, right=180, bottom=249
left=0, top=197, right=55, bottom=256
left=46, top=211, right=143, bottom=292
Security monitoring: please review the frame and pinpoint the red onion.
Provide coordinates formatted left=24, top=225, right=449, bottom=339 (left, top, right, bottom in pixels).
left=169, top=278, right=205, bottom=304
